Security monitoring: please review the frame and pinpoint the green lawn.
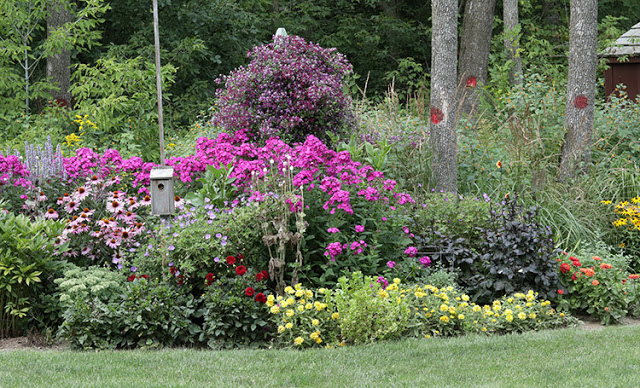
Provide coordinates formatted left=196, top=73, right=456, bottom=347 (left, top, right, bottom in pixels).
left=2, top=325, right=640, bottom=387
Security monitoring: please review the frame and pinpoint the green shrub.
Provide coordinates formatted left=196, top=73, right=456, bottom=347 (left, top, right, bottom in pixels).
left=0, top=213, right=66, bottom=337
left=333, top=271, right=410, bottom=344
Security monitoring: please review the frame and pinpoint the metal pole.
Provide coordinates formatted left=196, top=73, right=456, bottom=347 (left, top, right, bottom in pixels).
left=153, top=0, right=165, bottom=166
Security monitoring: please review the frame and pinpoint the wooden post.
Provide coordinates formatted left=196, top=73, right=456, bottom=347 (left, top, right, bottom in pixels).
left=152, top=0, right=165, bottom=166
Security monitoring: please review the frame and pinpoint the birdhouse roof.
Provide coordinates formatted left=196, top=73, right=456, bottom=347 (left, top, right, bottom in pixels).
left=602, top=22, right=640, bottom=57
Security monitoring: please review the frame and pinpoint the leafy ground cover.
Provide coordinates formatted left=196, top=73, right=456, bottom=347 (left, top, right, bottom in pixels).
left=2, top=324, right=640, bottom=387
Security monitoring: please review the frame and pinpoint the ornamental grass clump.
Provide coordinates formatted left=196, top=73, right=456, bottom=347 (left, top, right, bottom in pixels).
left=211, top=35, right=356, bottom=144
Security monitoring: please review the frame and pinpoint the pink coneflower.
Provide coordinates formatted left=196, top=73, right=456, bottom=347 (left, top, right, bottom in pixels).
left=73, top=186, right=89, bottom=201
left=105, top=238, right=120, bottom=249
left=107, top=199, right=123, bottom=213
left=81, top=246, right=92, bottom=256
left=65, top=201, right=79, bottom=213
left=174, top=195, right=184, bottom=208
left=140, top=195, right=152, bottom=206
left=98, top=218, right=112, bottom=228
left=37, top=191, right=47, bottom=202
left=124, top=211, right=136, bottom=223
left=44, top=208, right=59, bottom=220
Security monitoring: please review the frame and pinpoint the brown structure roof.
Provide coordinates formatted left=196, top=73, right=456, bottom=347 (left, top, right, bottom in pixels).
left=602, top=22, right=640, bottom=100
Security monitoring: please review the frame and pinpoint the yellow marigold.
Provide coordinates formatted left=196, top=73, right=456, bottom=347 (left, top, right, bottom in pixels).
left=461, top=294, right=470, bottom=302
left=440, top=315, right=450, bottom=323
left=295, top=290, right=304, bottom=297
left=270, top=306, right=280, bottom=314
left=297, top=305, right=305, bottom=312
left=529, top=313, right=537, bottom=319
left=298, top=299, right=306, bottom=305
left=285, top=322, right=293, bottom=329
left=393, top=278, right=401, bottom=284
left=316, top=337, right=322, bottom=344
left=525, top=295, right=535, bottom=302
left=378, top=290, right=389, bottom=298
left=294, top=337, right=304, bottom=345
left=448, top=307, right=456, bottom=315
left=458, top=314, right=465, bottom=320
left=518, top=312, right=527, bottom=320
left=332, top=312, right=339, bottom=320
left=440, top=304, right=449, bottom=312
left=506, top=315, right=514, bottom=322
left=415, top=291, right=426, bottom=298
left=387, top=283, right=398, bottom=291
left=312, top=319, right=320, bottom=326
left=286, top=309, right=294, bottom=317
left=305, top=303, right=313, bottom=310
left=310, top=332, right=319, bottom=340
left=284, top=286, right=294, bottom=294
left=473, top=305, right=482, bottom=312
left=294, top=283, right=303, bottom=290
left=278, top=325, right=285, bottom=333
left=305, top=290, right=313, bottom=298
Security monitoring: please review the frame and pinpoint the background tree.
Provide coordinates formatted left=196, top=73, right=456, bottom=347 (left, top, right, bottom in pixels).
left=430, top=0, right=458, bottom=192
left=503, top=0, right=523, bottom=85
left=47, top=0, right=72, bottom=106
left=558, top=0, right=598, bottom=181
left=458, top=0, right=497, bottom=116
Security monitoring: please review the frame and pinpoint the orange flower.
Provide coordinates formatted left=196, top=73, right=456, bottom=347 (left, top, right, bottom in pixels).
left=496, top=160, right=503, bottom=169
left=592, top=256, right=602, bottom=261
left=600, top=263, right=613, bottom=270
left=629, top=274, right=640, bottom=280
left=584, top=268, right=595, bottom=277
left=592, top=280, right=600, bottom=286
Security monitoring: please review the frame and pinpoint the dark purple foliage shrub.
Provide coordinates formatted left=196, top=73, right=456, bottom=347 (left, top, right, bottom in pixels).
left=211, top=35, right=356, bottom=144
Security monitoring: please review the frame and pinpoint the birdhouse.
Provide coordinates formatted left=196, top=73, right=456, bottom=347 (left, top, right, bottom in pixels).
left=601, top=22, right=640, bottom=101
left=150, top=166, right=175, bottom=215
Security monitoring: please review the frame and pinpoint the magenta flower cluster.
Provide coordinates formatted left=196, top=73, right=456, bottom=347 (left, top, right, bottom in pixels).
left=210, top=35, right=356, bottom=144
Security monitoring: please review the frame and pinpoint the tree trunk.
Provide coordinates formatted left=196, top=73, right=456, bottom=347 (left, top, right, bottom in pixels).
left=558, top=0, right=598, bottom=182
left=503, top=0, right=522, bottom=85
left=47, top=0, right=72, bottom=108
left=430, top=0, right=458, bottom=192
left=458, top=0, right=497, bottom=116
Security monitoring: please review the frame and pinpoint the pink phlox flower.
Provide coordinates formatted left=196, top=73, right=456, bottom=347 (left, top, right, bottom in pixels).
left=404, top=246, right=418, bottom=257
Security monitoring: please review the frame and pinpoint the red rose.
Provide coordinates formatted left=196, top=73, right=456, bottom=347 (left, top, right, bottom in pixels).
left=560, top=263, right=571, bottom=274
left=237, top=253, right=244, bottom=261
left=255, top=272, right=264, bottom=281
left=255, top=293, right=267, bottom=303
left=127, top=274, right=136, bottom=282
left=571, top=272, right=579, bottom=282
left=170, top=267, right=178, bottom=274
left=226, top=256, right=236, bottom=265
left=235, top=265, right=247, bottom=276
left=206, top=272, right=215, bottom=281
left=141, top=274, right=149, bottom=280
left=261, top=270, right=269, bottom=280
left=177, top=274, right=184, bottom=285
left=245, top=287, right=255, bottom=297
left=558, top=289, right=565, bottom=295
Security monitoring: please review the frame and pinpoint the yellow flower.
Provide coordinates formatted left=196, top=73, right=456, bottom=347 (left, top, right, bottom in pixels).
left=559, top=313, right=565, bottom=317
left=319, top=288, right=326, bottom=294
left=425, top=335, right=431, bottom=339
left=270, top=306, right=280, bottom=314
left=393, top=278, right=401, bottom=284
left=266, top=300, right=274, bottom=307
left=298, top=299, right=306, bottom=305
left=493, top=305, right=501, bottom=312
left=440, top=304, right=449, bottom=312
left=267, top=295, right=275, bottom=302
left=458, top=314, right=465, bottom=320
left=278, top=325, right=285, bottom=333
left=315, top=302, right=325, bottom=311
left=448, top=307, right=456, bottom=315
left=387, top=283, right=398, bottom=291
left=481, top=327, right=487, bottom=332
left=297, top=305, right=305, bottom=312
left=312, top=319, right=320, bottom=326
left=285, top=322, right=293, bottom=329
left=305, top=290, right=313, bottom=298
left=473, top=305, right=482, bottom=312
left=505, top=309, right=513, bottom=315
left=440, top=315, right=450, bottom=323
left=505, top=315, right=514, bottom=322
left=294, top=337, right=304, bottom=346
left=378, top=290, right=389, bottom=298
left=332, top=312, right=339, bottom=320
left=284, top=286, right=294, bottom=294
left=294, top=283, right=303, bottom=290
left=518, top=312, right=527, bottom=320
left=305, top=303, right=313, bottom=310
left=286, top=309, right=294, bottom=317
left=310, top=332, right=319, bottom=340
left=295, top=290, right=304, bottom=297
left=507, top=297, right=514, bottom=303
left=529, top=313, right=537, bottom=319
left=461, top=294, right=469, bottom=302
left=316, top=337, right=322, bottom=344
left=286, top=297, right=295, bottom=305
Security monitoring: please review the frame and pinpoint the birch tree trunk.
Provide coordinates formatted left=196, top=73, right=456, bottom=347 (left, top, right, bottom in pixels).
left=430, top=0, right=458, bottom=192
left=47, top=0, right=71, bottom=107
left=458, top=0, right=497, bottom=116
left=503, top=0, right=523, bottom=85
left=558, top=0, right=598, bottom=182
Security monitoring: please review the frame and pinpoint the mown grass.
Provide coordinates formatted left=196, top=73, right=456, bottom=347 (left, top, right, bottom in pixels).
left=2, top=324, right=640, bottom=387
